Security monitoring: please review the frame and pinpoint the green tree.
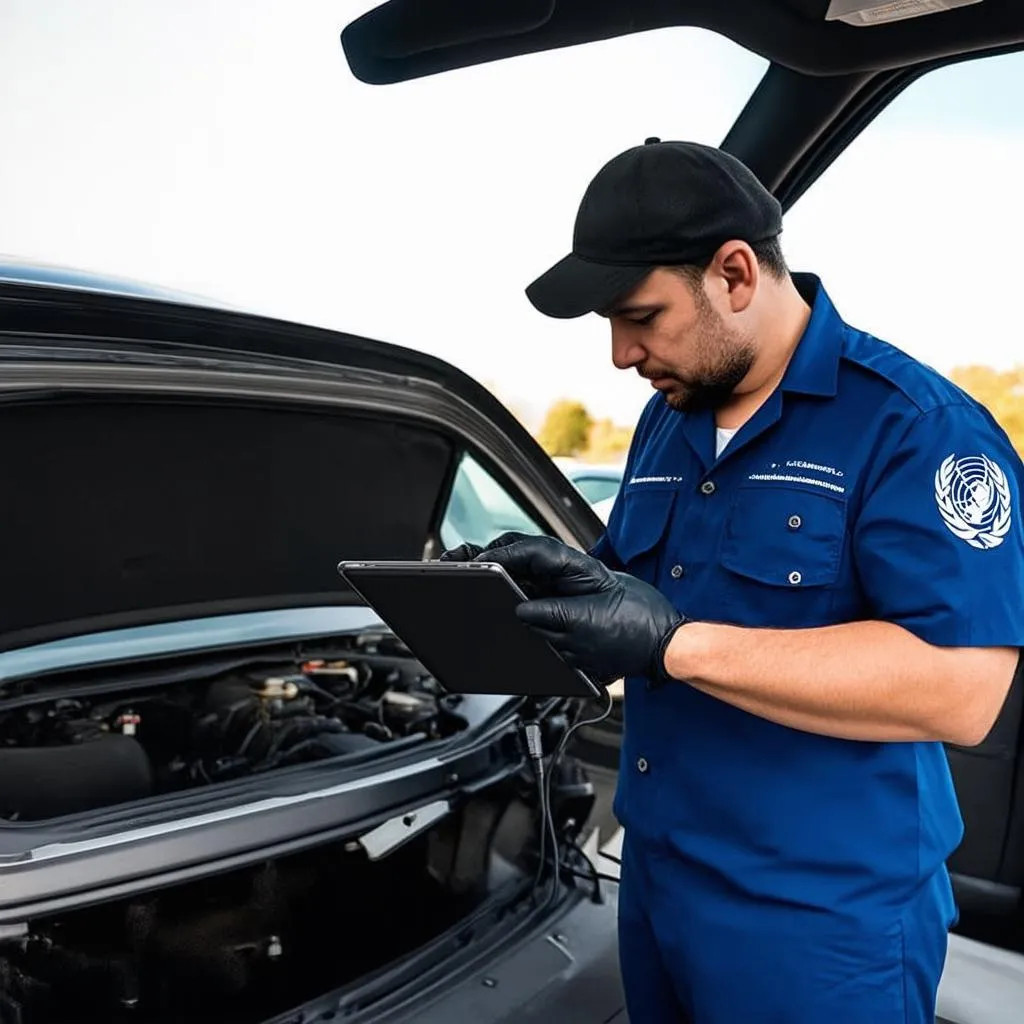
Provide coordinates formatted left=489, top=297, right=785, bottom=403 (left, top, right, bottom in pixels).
left=537, top=399, right=592, bottom=457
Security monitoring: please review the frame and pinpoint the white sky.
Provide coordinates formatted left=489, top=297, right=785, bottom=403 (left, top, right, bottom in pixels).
left=1, top=1, right=1021, bottom=428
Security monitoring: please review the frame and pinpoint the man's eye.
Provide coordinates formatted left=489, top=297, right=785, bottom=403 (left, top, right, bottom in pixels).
left=628, top=311, right=658, bottom=326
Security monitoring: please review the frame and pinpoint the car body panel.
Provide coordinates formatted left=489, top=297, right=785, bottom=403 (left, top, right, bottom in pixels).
left=0, top=275, right=603, bottom=652
left=389, top=889, right=624, bottom=1023
left=938, top=933, right=1024, bottom=1024
left=555, top=460, right=624, bottom=508
left=0, top=256, right=233, bottom=308
left=268, top=832, right=625, bottom=1024
left=340, top=0, right=1024, bottom=83
left=0, top=606, right=384, bottom=683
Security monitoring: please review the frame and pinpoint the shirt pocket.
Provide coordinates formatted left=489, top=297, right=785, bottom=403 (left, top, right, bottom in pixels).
left=718, top=485, right=847, bottom=624
left=610, top=485, right=679, bottom=584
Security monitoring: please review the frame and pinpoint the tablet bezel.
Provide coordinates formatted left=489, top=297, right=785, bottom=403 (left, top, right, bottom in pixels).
left=337, top=560, right=604, bottom=700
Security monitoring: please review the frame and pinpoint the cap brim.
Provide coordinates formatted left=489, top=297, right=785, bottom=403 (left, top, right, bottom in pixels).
left=525, top=255, right=650, bottom=320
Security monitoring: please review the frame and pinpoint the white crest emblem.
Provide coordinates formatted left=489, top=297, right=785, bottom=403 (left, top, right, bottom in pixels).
left=934, top=453, right=1012, bottom=550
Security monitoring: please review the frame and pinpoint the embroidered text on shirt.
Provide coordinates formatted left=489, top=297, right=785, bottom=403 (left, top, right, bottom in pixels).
left=628, top=475, right=684, bottom=485
left=747, top=472, right=846, bottom=494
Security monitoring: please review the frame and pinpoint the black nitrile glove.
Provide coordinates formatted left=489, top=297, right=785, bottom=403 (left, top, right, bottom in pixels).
left=439, top=531, right=555, bottom=599
left=474, top=535, right=686, bottom=686
left=439, top=531, right=536, bottom=565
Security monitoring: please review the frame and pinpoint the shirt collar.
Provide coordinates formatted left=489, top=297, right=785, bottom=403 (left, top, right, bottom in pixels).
left=779, top=273, right=844, bottom=398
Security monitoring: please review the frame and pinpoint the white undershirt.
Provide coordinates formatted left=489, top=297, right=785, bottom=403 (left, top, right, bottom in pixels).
left=715, top=426, right=737, bottom=458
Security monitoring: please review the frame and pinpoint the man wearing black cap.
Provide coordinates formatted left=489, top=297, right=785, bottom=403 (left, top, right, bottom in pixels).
left=442, top=139, right=1024, bottom=1023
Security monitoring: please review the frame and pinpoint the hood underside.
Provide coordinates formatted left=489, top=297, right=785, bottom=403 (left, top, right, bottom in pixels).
left=0, top=279, right=598, bottom=654
left=341, top=0, right=1024, bottom=83
left=3, top=395, right=451, bottom=649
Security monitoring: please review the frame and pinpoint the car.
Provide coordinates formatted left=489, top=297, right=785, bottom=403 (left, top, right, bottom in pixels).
left=0, top=261, right=622, bottom=1024
left=2, top=3, right=1023, bottom=1023
left=591, top=494, right=617, bottom=524
left=553, top=459, right=625, bottom=511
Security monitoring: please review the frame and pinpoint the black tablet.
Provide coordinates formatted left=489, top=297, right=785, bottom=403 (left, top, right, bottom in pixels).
left=336, top=560, right=603, bottom=700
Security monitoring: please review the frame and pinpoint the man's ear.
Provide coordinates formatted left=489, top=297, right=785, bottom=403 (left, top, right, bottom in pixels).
left=709, top=240, right=758, bottom=314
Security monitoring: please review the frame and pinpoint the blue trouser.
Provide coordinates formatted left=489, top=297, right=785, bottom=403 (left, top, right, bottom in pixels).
left=617, top=835, right=952, bottom=1023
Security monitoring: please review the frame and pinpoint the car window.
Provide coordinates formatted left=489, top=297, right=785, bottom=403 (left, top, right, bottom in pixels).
left=573, top=476, right=622, bottom=505
left=781, top=50, right=1023, bottom=398
left=439, top=453, right=547, bottom=551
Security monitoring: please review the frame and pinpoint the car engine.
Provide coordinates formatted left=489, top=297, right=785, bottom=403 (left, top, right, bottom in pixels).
left=0, top=638, right=468, bottom=821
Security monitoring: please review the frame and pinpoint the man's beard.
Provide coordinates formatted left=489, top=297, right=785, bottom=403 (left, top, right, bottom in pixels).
left=643, top=311, right=756, bottom=413
left=659, top=348, right=755, bottom=412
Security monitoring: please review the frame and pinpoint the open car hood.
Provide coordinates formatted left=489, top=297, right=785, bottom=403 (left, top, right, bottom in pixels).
left=0, top=270, right=600, bottom=654
left=341, top=0, right=1024, bottom=83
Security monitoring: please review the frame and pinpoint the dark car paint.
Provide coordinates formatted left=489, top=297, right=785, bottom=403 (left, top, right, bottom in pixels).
left=0, top=275, right=583, bottom=513
left=0, top=278, right=603, bottom=652
left=0, top=278, right=600, bottom=550
left=340, top=0, right=1024, bottom=83
left=270, top=883, right=625, bottom=1024
left=0, top=259, right=224, bottom=306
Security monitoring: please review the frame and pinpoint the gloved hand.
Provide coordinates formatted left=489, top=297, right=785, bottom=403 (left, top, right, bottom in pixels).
left=451, top=534, right=685, bottom=686
left=439, top=531, right=536, bottom=565
left=440, top=531, right=554, bottom=598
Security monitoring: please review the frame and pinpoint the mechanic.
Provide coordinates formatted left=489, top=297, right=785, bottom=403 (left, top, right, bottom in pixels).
left=442, top=139, right=1024, bottom=1023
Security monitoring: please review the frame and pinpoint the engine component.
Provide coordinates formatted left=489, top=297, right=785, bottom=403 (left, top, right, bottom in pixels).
left=0, top=735, right=153, bottom=821
left=0, top=638, right=468, bottom=820
left=380, top=689, right=438, bottom=736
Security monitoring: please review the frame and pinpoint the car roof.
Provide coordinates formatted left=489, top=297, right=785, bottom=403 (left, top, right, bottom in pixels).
left=341, top=1, right=1024, bottom=207
left=567, top=465, right=623, bottom=478
left=0, top=257, right=233, bottom=310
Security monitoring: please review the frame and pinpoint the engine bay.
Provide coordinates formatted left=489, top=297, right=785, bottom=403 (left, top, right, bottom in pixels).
left=0, top=627, right=606, bottom=1024
left=0, top=635, right=468, bottom=821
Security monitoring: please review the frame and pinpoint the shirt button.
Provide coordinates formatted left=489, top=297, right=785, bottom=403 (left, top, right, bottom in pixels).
left=788, top=514, right=802, bottom=530
left=788, top=570, right=802, bottom=585
left=636, top=756, right=649, bottom=773
left=670, top=564, right=684, bottom=579
left=700, top=480, right=716, bottom=495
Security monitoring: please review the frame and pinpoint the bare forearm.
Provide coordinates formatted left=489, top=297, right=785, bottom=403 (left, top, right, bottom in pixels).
left=663, top=619, right=1016, bottom=745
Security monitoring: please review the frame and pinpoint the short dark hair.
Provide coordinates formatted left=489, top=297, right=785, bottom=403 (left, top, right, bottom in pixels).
left=669, top=234, right=788, bottom=285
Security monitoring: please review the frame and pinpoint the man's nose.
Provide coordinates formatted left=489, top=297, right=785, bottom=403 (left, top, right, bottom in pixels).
left=611, top=325, right=645, bottom=370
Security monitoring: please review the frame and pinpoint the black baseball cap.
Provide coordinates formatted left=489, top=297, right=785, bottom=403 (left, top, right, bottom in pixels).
left=526, top=139, right=783, bottom=319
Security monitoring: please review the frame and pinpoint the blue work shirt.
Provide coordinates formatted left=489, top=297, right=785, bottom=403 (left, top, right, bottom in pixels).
left=593, top=273, right=1024, bottom=926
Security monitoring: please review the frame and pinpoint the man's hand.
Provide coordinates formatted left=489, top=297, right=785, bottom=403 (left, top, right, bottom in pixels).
left=449, top=535, right=685, bottom=685
left=439, top=531, right=536, bottom=565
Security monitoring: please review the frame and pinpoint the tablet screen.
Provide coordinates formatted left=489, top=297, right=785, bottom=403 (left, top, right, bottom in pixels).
left=337, top=561, right=601, bottom=699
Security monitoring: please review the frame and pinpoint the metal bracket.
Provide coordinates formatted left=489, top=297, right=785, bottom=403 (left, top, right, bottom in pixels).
left=357, top=799, right=451, bottom=860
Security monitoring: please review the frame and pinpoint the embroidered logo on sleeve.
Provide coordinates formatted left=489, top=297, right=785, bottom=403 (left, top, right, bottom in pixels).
left=934, top=454, right=1012, bottom=550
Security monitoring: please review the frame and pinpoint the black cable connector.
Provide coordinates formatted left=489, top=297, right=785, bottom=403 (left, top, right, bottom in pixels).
left=521, top=718, right=551, bottom=893
left=542, top=688, right=615, bottom=912
left=520, top=689, right=616, bottom=910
